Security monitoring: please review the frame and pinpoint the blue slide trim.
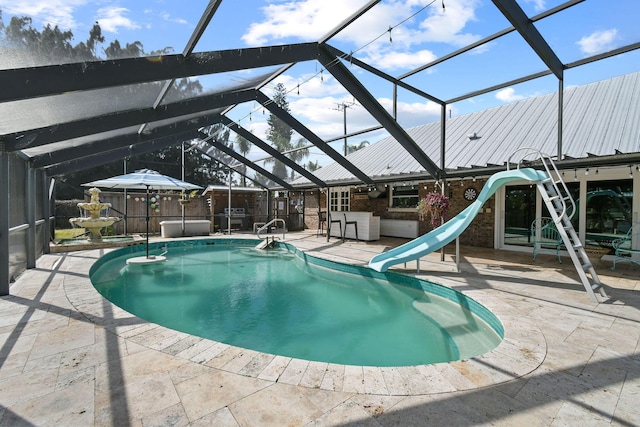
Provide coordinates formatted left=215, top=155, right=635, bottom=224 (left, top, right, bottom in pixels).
left=368, top=168, right=549, bottom=272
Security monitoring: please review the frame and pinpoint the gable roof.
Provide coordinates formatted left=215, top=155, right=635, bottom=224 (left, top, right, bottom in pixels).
left=293, top=71, right=640, bottom=187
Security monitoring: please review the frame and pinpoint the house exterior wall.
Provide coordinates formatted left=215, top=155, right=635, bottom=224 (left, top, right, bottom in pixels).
left=441, top=178, right=495, bottom=248
left=297, top=164, right=638, bottom=253
left=300, top=180, right=496, bottom=248
left=303, top=190, right=323, bottom=232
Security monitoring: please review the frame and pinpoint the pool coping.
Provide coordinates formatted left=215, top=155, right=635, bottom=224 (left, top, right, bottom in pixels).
left=65, top=238, right=547, bottom=397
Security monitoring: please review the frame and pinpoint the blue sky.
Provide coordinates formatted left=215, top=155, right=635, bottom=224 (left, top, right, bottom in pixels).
left=1, top=0, right=639, bottom=167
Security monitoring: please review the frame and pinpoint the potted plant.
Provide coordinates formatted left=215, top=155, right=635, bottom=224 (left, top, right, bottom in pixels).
left=417, top=192, right=450, bottom=228
left=178, top=190, right=198, bottom=206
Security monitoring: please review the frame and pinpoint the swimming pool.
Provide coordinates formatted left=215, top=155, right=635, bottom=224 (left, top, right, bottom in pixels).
left=90, top=239, right=502, bottom=367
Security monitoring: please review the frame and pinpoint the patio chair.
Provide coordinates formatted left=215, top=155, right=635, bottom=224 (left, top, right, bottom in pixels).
left=531, top=217, right=563, bottom=263
left=328, top=212, right=342, bottom=239
left=611, top=223, right=640, bottom=270
left=343, top=213, right=358, bottom=242
left=316, top=211, right=327, bottom=237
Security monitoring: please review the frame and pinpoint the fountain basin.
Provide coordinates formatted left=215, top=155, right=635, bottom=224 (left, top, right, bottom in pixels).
left=51, top=235, right=142, bottom=253
left=69, top=187, right=122, bottom=241
left=69, top=217, right=121, bottom=240
left=77, top=202, right=112, bottom=219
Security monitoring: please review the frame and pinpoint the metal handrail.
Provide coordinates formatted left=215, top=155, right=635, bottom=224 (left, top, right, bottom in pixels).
left=256, top=218, right=286, bottom=240
left=9, top=219, right=47, bottom=234
left=507, top=147, right=576, bottom=223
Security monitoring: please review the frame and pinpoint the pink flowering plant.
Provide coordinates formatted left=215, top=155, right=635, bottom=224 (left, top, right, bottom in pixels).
left=417, top=192, right=450, bottom=228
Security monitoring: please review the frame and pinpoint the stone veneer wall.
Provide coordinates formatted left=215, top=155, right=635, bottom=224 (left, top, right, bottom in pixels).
left=440, top=178, right=495, bottom=248
left=303, top=190, right=323, bottom=232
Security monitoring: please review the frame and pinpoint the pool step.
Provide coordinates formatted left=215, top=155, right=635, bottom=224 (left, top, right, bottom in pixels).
left=254, top=236, right=278, bottom=250
left=254, top=239, right=269, bottom=250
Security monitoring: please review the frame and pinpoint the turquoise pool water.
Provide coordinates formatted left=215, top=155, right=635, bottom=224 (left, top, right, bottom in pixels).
left=90, top=239, right=502, bottom=367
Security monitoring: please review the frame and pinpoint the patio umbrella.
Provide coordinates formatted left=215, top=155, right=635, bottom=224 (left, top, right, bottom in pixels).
left=83, top=169, right=202, bottom=259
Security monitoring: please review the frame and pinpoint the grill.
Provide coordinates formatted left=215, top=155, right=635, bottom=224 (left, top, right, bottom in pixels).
left=224, top=207, right=245, bottom=218
left=221, top=207, right=246, bottom=230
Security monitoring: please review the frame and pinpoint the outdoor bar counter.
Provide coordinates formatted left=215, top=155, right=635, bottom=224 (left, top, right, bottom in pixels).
left=328, top=211, right=380, bottom=241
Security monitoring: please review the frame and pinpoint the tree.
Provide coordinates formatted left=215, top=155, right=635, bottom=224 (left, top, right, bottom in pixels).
left=104, top=39, right=144, bottom=59
left=0, top=10, right=224, bottom=199
left=287, top=138, right=310, bottom=180
left=235, top=134, right=252, bottom=187
left=348, top=140, right=370, bottom=154
left=1, top=14, right=104, bottom=65
left=306, top=160, right=320, bottom=172
left=263, top=83, right=312, bottom=182
left=196, top=124, right=233, bottom=185
left=265, top=83, right=294, bottom=181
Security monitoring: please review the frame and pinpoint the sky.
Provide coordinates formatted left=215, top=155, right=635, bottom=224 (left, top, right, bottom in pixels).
left=1, top=0, right=639, bottom=169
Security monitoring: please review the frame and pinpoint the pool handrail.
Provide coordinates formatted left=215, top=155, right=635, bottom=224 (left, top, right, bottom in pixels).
left=256, top=218, right=286, bottom=240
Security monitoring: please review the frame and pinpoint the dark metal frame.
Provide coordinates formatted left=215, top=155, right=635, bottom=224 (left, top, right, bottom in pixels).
left=1, top=0, right=640, bottom=293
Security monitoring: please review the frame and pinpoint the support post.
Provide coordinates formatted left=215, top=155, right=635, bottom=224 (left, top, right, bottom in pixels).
left=557, top=77, right=564, bottom=160
left=145, top=185, right=150, bottom=259
left=440, top=104, right=447, bottom=262
left=326, top=188, right=331, bottom=243
left=123, top=159, right=128, bottom=235
left=42, top=173, right=51, bottom=254
left=26, top=165, right=36, bottom=269
left=227, top=168, right=232, bottom=235
left=456, top=236, right=460, bottom=272
left=267, top=190, right=272, bottom=225
left=0, top=144, right=10, bottom=295
left=181, top=143, right=186, bottom=236
left=343, top=106, right=347, bottom=156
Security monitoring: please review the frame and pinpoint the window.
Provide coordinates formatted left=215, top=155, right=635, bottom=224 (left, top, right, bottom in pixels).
left=504, top=182, right=581, bottom=248
left=390, top=185, right=419, bottom=208
left=584, top=179, right=632, bottom=251
left=502, top=178, right=630, bottom=254
left=503, top=185, right=536, bottom=246
left=329, top=187, right=350, bottom=211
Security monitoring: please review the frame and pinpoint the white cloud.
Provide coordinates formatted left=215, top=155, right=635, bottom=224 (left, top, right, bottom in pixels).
left=577, top=29, right=618, bottom=56
left=0, top=0, right=87, bottom=30
left=363, top=49, right=438, bottom=71
left=415, top=0, right=481, bottom=46
left=96, top=7, right=140, bottom=34
left=378, top=97, right=441, bottom=127
left=241, top=0, right=483, bottom=73
left=495, top=87, right=524, bottom=103
left=242, top=0, right=366, bottom=45
left=523, top=0, right=546, bottom=12
left=229, top=91, right=440, bottom=149
left=337, top=0, right=481, bottom=50
left=242, top=0, right=481, bottom=48
left=291, top=96, right=375, bottom=132
left=269, top=72, right=346, bottom=99
left=159, top=12, right=188, bottom=25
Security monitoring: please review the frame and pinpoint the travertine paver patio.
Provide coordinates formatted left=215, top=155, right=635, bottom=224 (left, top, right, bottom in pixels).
left=1, top=230, right=639, bottom=426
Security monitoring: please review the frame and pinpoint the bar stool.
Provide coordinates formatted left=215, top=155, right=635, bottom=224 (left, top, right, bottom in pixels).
left=316, top=211, right=327, bottom=237
left=328, top=212, right=342, bottom=239
left=343, top=213, right=358, bottom=242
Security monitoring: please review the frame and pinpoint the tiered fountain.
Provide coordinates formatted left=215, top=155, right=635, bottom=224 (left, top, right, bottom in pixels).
left=69, top=187, right=121, bottom=241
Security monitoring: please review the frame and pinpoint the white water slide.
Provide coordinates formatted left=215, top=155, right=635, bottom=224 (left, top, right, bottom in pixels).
left=368, top=168, right=548, bottom=272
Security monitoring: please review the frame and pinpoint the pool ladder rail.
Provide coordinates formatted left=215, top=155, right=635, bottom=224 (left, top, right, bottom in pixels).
left=255, top=235, right=279, bottom=250
left=255, top=218, right=286, bottom=248
left=509, top=148, right=608, bottom=303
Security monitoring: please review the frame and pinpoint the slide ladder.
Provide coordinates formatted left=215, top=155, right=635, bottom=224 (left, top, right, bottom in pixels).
left=511, top=149, right=608, bottom=303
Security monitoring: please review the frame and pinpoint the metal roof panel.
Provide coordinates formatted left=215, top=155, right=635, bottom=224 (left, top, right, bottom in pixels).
left=294, top=71, right=640, bottom=186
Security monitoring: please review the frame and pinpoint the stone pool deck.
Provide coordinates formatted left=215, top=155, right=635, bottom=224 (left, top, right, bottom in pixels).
left=1, top=230, right=639, bottom=426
